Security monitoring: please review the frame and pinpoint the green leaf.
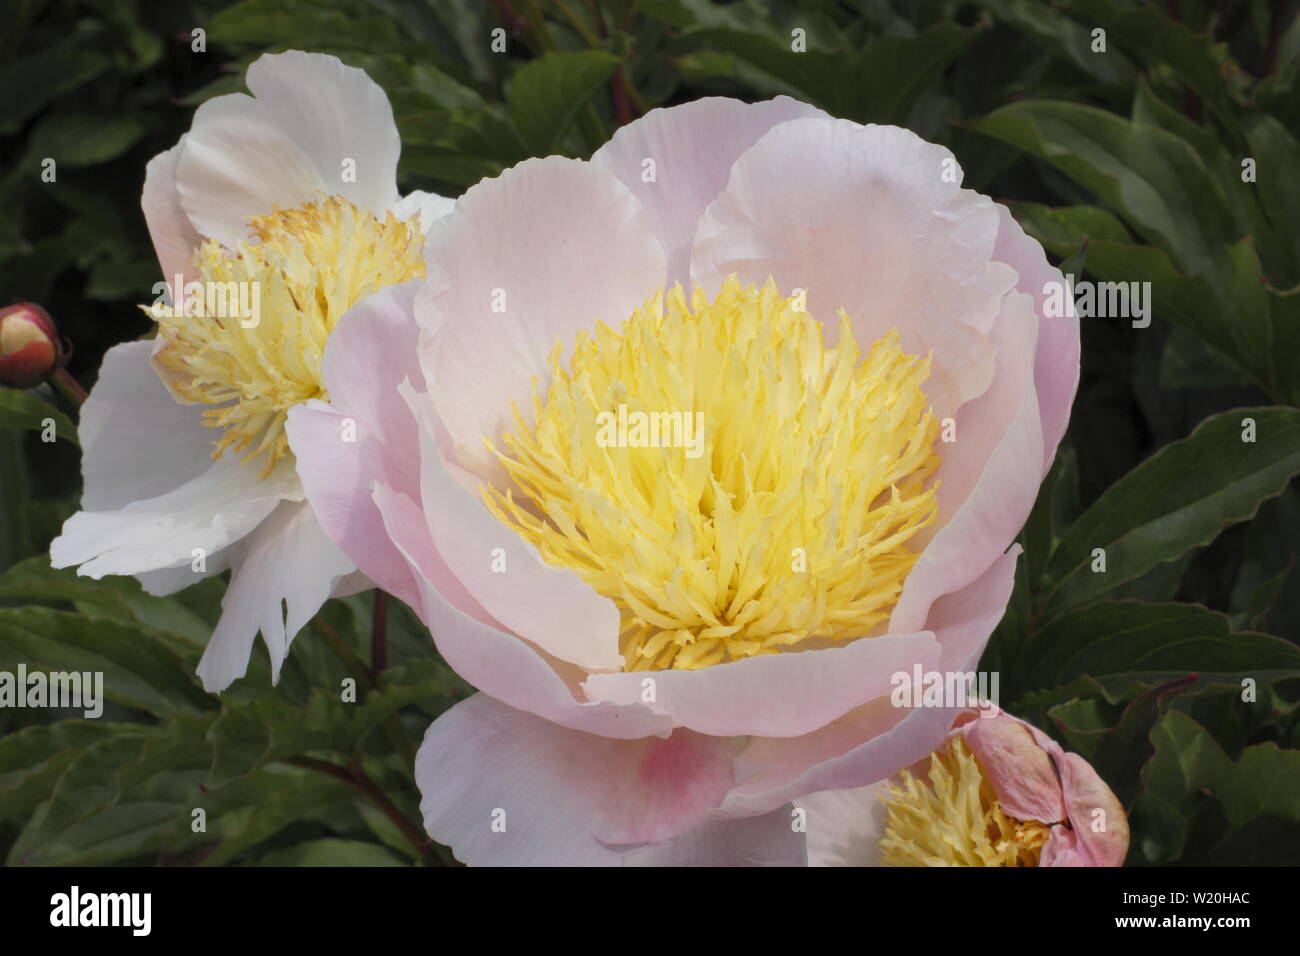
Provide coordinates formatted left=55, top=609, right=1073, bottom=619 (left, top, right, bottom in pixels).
left=1058, top=676, right=1196, bottom=806
left=194, top=766, right=358, bottom=866
left=973, top=0, right=1136, bottom=87
left=0, top=431, right=31, bottom=572
left=1141, top=710, right=1234, bottom=811
left=506, top=51, right=621, bottom=154
left=205, top=693, right=341, bottom=788
left=0, top=42, right=110, bottom=135
left=346, top=659, right=467, bottom=750
left=0, top=607, right=214, bottom=717
left=1005, top=201, right=1133, bottom=252
left=1244, top=115, right=1300, bottom=287
left=0, top=720, right=127, bottom=820
left=0, top=389, right=77, bottom=446
left=208, top=0, right=417, bottom=55
left=6, top=715, right=211, bottom=865
left=971, top=100, right=1242, bottom=276
left=1067, top=0, right=1246, bottom=133
left=256, top=837, right=406, bottom=866
left=1268, top=287, right=1300, bottom=407
left=696, top=22, right=977, bottom=125
left=1041, top=407, right=1300, bottom=615
left=1217, top=742, right=1300, bottom=829
left=1127, top=790, right=1190, bottom=864
left=20, top=112, right=151, bottom=170
left=9, top=725, right=357, bottom=866
left=1015, top=601, right=1300, bottom=702
left=1002, top=206, right=1265, bottom=376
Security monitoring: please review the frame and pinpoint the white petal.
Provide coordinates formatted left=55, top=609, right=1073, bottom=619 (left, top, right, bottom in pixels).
left=795, top=783, right=890, bottom=866
left=176, top=51, right=401, bottom=247
left=50, top=455, right=297, bottom=579
left=75, top=341, right=213, bottom=511
left=141, top=137, right=203, bottom=291
left=136, top=547, right=231, bottom=597
left=390, top=190, right=455, bottom=233
left=196, top=500, right=355, bottom=692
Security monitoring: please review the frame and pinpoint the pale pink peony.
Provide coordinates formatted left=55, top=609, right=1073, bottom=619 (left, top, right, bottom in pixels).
left=286, top=97, right=1080, bottom=865
left=796, top=706, right=1130, bottom=866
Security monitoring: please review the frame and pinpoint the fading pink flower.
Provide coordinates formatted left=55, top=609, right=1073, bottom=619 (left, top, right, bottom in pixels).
left=797, top=706, right=1130, bottom=866
left=287, top=97, right=1079, bottom=865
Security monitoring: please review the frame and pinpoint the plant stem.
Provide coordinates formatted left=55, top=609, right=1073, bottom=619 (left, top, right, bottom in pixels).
left=555, top=0, right=600, bottom=45
left=51, top=367, right=87, bottom=406
left=311, top=614, right=418, bottom=770
left=289, top=756, right=440, bottom=866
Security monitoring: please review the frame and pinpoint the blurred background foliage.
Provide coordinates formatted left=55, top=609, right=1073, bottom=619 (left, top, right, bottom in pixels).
left=0, top=0, right=1298, bottom=866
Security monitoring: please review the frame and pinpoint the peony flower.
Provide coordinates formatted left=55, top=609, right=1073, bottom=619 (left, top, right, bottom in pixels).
left=286, top=97, right=1080, bottom=864
left=796, top=706, right=1130, bottom=866
left=50, top=52, right=453, bottom=691
left=0, top=302, right=61, bottom=388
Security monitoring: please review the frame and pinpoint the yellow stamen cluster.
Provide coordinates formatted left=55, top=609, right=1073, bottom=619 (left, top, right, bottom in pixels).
left=483, top=276, right=941, bottom=671
left=879, top=737, right=1053, bottom=866
left=151, top=195, right=425, bottom=475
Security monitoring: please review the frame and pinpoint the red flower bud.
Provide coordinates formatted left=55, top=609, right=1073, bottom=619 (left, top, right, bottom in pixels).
left=0, top=302, right=61, bottom=388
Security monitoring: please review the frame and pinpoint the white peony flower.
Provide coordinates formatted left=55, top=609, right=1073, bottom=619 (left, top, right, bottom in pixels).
left=51, top=51, right=453, bottom=692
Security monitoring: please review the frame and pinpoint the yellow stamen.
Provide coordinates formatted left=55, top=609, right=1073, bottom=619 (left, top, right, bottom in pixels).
left=482, top=276, right=941, bottom=671
left=879, top=737, right=1053, bottom=866
left=150, top=195, right=425, bottom=476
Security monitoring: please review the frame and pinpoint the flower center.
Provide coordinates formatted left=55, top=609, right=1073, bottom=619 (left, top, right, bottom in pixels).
left=151, top=195, right=425, bottom=476
left=879, top=737, right=1053, bottom=866
left=483, top=276, right=941, bottom=671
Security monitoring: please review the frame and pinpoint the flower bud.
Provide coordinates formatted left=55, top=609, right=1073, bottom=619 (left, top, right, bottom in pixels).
left=0, top=302, right=61, bottom=388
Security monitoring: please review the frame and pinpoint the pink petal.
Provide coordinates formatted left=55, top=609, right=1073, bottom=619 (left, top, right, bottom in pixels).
left=592, top=96, right=826, bottom=286
left=992, top=203, right=1080, bottom=473
left=286, top=282, right=429, bottom=608
left=416, top=693, right=763, bottom=865
left=416, top=155, right=667, bottom=481
left=1040, top=752, right=1130, bottom=867
left=400, top=383, right=624, bottom=673
left=689, top=117, right=1010, bottom=422
left=582, top=630, right=940, bottom=738
left=715, top=546, right=1021, bottom=816
left=374, top=481, right=669, bottom=740
left=960, top=713, right=1067, bottom=824
left=889, top=295, right=1043, bottom=634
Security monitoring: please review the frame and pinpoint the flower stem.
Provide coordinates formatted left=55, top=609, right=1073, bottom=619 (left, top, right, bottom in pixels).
left=51, top=367, right=87, bottom=407
left=289, top=756, right=441, bottom=866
